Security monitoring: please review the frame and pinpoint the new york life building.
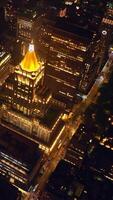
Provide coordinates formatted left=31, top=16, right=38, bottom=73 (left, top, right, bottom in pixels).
left=0, top=43, right=64, bottom=152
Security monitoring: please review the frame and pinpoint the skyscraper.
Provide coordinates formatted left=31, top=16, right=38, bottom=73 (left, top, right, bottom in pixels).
left=41, top=20, right=100, bottom=108
left=4, top=0, right=17, bottom=34
left=17, top=7, right=44, bottom=56
left=0, top=50, right=11, bottom=86
left=98, top=2, right=113, bottom=67
left=0, top=43, right=64, bottom=153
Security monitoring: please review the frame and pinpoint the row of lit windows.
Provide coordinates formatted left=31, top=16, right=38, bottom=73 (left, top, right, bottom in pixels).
left=6, top=97, right=12, bottom=103
left=16, top=87, right=30, bottom=93
left=5, top=84, right=13, bottom=90
left=59, top=90, right=73, bottom=99
left=32, top=123, right=50, bottom=142
left=15, top=94, right=31, bottom=102
left=9, top=172, right=26, bottom=184
left=16, top=90, right=32, bottom=97
left=68, top=44, right=87, bottom=52
left=18, top=23, right=32, bottom=31
left=52, top=36, right=68, bottom=44
left=0, top=54, right=11, bottom=67
left=16, top=69, right=43, bottom=83
left=17, top=75, right=30, bottom=86
left=0, top=162, right=27, bottom=184
left=1, top=152, right=28, bottom=171
left=17, top=82, right=30, bottom=90
left=52, top=36, right=87, bottom=52
left=48, top=62, right=80, bottom=77
left=19, top=30, right=31, bottom=38
left=1, top=159, right=27, bottom=175
left=12, top=103, right=31, bottom=115
left=51, top=48, right=84, bottom=62
left=44, top=43, right=49, bottom=48
left=48, top=74, right=76, bottom=89
left=102, top=18, right=113, bottom=25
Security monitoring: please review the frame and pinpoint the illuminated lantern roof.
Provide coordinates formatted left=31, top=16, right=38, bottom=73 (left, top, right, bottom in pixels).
left=20, top=43, right=40, bottom=72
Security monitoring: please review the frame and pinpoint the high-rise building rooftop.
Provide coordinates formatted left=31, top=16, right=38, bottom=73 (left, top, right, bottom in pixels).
left=20, top=43, right=41, bottom=72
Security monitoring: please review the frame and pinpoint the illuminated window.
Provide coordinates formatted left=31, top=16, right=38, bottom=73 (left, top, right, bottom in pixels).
left=17, top=104, right=20, bottom=110
left=76, top=56, right=84, bottom=62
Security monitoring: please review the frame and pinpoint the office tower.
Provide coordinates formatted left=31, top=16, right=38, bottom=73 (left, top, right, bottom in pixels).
left=0, top=127, right=42, bottom=191
left=102, top=2, right=113, bottom=29
left=0, top=175, right=21, bottom=200
left=41, top=20, right=100, bottom=108
left=0, top=49, right=12, bottom=86
left=0, top=43, right=64, bottom=153
left=17, top=8, right=44, bottom=56
left=4, top=0, right=17, bottom=34
left=100, top=2, right=113, bottom=66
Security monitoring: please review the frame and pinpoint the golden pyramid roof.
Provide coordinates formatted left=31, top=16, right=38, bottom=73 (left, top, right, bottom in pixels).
left=20, top=43, right=40, bottom=72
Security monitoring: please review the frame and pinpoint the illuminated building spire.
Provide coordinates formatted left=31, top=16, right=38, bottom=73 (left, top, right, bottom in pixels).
left=20, top=42, right=40, bottom=72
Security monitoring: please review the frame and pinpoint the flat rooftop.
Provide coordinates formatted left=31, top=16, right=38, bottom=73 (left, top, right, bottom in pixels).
left=0, top=111, right=65, bottom=149
left=36, top=85, right=51, bottom=100
left=39, top=106, right=62, bottom=129
left=45, top=160, right=78, bottom=200
left=18, top=8, right=42, bottom=20
left=0, top=175, right=20, bottom=200
left=54, top=18, right=95, bottom=41
left=0, top=126, right=41, bottom=171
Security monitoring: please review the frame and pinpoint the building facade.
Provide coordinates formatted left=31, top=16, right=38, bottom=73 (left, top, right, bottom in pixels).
left=17, top=8, right=44, bottom=56
left=0, top=43, right=64, bottom=152
left=100, top=2, right=113, bottom=66
left=4, top=0, right=17, bottom=34
left=0, top=50, right=12, bottom=86
left=39, top=21, right=100, bottom=108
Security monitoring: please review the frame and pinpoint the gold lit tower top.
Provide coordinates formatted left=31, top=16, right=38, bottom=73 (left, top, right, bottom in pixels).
left=20, top=43, right=40, bottom=72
